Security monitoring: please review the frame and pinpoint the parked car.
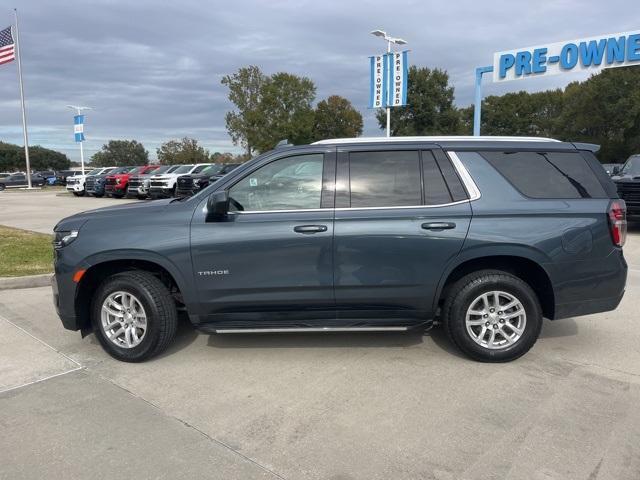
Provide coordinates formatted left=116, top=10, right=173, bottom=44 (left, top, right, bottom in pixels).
left=208, top=163, right=241, bottom=182
left=55, top=169, right=84, bottom=186
left=148, top=163, right=211, bottom=199
left=612, top=154, right=640, bottom=218
left=35, top=170, right=57, bottom=185
left=0, top=173, right=46, bottom=190
left=127, top=165, right=180, bottom=199
left=66, top=167, right=115, bottom=197
left=175, top=164, right=236, bottom=197
left=86, top=166, right=134, bottom=197
left=52, top=136, right=627, bottom=363
left=601, top=163, right=622, bottom=176
left=105, top=165, right=160, bottom=198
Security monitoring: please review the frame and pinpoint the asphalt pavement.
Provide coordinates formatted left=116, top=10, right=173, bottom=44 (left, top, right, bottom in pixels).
left=1, top=190, right=640, bottom=480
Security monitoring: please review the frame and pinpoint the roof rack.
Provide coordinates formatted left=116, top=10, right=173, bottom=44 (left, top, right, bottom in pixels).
left=312, top=136, right=561, bottom=145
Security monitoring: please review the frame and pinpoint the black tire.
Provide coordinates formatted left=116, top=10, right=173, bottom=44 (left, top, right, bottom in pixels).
left=91, top=271, right=178, bottom=362
left=0, top=184, right=5, bottom=191
left=94, top=193, right=104, bottom=198
left=73, top=191, right=85, bottom=197
left=442, top=270, right=543, bottom=362
left=137, top=195, right=147, bottom=200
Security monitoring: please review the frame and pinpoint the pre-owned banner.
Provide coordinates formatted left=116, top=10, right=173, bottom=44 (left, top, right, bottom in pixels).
left=387, top=50, right=408, bottom=107
left=369, top=54, right=387, bottom=108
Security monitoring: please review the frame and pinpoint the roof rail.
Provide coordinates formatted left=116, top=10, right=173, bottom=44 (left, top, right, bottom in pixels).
left=312, top=136, right=561, bottom=145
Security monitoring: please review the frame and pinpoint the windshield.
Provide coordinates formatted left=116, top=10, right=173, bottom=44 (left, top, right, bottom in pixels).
left=221, top=164, right=240, bottom=174
left=111, top=166, right=132, bottom=174
left=201, top=164, right=223, bottom=175
left=620, top=156, right=640, bottom=176
left=87, top=169, right=103, bottom=175
left=173, top=164, right=194, bottom=174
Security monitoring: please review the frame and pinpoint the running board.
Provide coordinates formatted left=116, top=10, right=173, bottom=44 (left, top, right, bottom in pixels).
left=213, top=326, right=412, bottom=334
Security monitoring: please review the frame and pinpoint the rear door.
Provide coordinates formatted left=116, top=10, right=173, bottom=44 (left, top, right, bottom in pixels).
left=333, top=145, right=472, bottom=322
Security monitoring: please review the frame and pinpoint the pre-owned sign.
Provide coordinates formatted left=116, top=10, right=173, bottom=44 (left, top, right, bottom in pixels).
left=493, top=31, right=640, bottom=82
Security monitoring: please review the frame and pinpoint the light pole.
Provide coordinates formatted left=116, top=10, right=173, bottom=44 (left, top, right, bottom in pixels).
left=370, top=29, right=407, bottom=137
left=66, top=105, right=91, bottom=175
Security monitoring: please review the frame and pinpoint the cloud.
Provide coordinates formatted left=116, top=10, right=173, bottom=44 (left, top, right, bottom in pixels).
left=0, top=0, right=638, bottom=161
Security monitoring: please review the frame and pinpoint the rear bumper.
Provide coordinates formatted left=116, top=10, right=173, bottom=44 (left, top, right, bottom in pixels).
left=547, top=249, right=627, bottom=320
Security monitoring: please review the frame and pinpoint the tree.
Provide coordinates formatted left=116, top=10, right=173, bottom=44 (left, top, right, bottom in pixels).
left=556, top=66, right=640, bottom=162
left=0, top=142, right=70, bottom=171
left=157, top=137, right=209, bottom=165
left=221, top=66, right=267, bottom=156
left=312, top=95, right=363, bottom=141
left=460, top=89, right=564, bottom=137
left=376, top=66, right=460, bottom=135
left=255, top=72, right=316, bottom=151
left=222, top=67, right=317, bottom=153
left=91, top=140, right=148, bottom=167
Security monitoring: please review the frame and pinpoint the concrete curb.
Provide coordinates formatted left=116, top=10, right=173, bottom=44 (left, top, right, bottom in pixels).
left=0, top=274, right=52, bottom=290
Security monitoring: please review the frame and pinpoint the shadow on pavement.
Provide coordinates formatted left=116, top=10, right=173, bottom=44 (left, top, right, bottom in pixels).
left=540, top=318, right=578, bottom=339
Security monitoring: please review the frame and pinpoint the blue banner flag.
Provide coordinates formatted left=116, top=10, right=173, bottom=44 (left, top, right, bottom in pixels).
left=74, top=114, right=85, bottom=142
left=387, top=50, right=409, bottom=107
left=368, top=54, right=387, bottom=108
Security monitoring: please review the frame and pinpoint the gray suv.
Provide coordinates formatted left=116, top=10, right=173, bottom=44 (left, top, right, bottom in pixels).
left=52, top=137, right=627, bottom=363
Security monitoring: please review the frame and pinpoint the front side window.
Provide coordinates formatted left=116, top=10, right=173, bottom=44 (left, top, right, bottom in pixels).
left=349, top=150, right=422, bottom=208
left=229, top=154, right=323, bottom=212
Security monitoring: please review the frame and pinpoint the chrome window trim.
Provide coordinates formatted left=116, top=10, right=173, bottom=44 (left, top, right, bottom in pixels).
left=447, top=151, right=481, bottom=201
left=218, top=150, right=481, bottom=215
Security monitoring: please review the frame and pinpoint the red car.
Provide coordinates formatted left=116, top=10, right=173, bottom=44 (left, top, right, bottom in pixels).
left=105, top=165, right=160, bottom=198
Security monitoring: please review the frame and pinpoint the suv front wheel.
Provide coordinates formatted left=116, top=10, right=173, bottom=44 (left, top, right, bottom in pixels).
left=442, top=270, right=543, bottom=362
left=91, top=271, right=178, bottom=362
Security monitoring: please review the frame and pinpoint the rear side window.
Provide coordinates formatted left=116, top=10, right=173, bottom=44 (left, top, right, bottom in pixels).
left=481, top=151, right=607, bottom=199
left=422, top=151, right=453, bottom=205
left=349, top=151, right=421, bottom=207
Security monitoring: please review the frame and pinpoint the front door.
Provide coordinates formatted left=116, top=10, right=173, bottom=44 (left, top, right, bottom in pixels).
left=333, top=146, right=472, bottom=322
left=191, top=149, right=336, bottom=324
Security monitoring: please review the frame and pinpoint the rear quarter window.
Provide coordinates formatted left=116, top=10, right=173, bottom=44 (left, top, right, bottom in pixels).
left=480, top=151, right=607, bottom=199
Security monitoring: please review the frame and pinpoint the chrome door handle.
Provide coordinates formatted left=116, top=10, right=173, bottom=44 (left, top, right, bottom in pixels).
left=293, top=225, right=328, bottom=234
left=421, top=222, right=456, bottom=230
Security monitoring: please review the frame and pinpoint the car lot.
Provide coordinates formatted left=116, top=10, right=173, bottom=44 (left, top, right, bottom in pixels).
left=1, top=191, right=640, bottom=479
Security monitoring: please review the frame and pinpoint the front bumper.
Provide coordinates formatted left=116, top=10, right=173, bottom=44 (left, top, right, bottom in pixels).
left=149, top=186, right=174, bottom=197
left=52, top=272, right=80, bottom=331
left=126, top=185, right=148, bottom=197
left=66, top=183, right=84, bottom=192
left=105, top=184, right=127, bottom=195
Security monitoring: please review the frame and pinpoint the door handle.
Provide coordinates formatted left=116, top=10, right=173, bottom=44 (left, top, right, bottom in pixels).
left=421, top=222, right=456, bottom=230
left=294, top=225, right=328, bottom=234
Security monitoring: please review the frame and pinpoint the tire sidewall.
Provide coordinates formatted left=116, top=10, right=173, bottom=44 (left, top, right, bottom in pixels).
left=448, top=274, right=542, bottom=362
left=91, top=275, right=163, bottom=361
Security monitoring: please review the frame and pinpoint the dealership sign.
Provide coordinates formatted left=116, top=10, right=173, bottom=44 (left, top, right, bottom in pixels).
left=369, top=51, right=408, bottom=108
left=493, top=30, right=640, bottom=82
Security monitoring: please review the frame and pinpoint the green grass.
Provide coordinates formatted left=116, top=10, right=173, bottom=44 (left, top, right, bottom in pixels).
left=0, top=225, right=53, bottom=277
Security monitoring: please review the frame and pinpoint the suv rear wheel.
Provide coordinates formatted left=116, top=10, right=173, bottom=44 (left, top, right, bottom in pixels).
left=91, top=271, right=178, bottom=362
left=442, top=270, right=542, bottom=362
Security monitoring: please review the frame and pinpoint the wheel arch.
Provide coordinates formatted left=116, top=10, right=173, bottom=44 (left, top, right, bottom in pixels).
left=74, top=251, right=193, bottom=331
left=436, top=253, right=555, bottom=320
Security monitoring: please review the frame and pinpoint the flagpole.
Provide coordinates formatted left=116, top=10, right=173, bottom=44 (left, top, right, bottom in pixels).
left=13, top=8, right=32, bottom=188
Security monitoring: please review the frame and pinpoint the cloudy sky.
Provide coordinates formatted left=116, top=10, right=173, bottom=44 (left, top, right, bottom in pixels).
left=1, top=0, right=639, bottom=162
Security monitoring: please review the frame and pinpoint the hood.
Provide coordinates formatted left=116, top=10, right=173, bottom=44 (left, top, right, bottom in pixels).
left=613, top=175, right=640, bottom=183
left=54, top=198, right=174, bottom=232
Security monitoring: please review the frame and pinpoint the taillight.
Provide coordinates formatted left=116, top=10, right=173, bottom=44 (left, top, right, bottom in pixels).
left=608, top=199, right=627, bottom=247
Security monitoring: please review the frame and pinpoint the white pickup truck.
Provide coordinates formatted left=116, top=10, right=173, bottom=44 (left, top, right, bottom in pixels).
left=148, top=163, right=212, bottom=198
left=66, top=167, right=115, bottom=196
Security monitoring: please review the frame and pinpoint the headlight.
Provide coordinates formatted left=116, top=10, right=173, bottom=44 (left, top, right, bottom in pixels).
left=116, top=178, right=121, bottom=185
left=143, top=179, right=150, bottom=187
left=53, top=230, right=78, bottom=249
left=193, top=178, right=201, bottom=185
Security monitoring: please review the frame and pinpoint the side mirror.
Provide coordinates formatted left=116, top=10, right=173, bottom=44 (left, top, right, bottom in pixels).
left=206, top=190, right=229, bottom=221
left=612, top=166, right=620, bottom=176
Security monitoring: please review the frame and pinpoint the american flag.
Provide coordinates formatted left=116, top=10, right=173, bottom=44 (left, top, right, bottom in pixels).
left=0, top=26, right=16, bottom=66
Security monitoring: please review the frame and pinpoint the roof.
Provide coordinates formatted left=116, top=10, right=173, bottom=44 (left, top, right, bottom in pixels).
left=312, top=136, right=561, bottom=145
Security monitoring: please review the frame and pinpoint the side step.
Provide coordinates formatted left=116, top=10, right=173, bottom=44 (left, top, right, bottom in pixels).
left=213, top=326, right=412, bottom=334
